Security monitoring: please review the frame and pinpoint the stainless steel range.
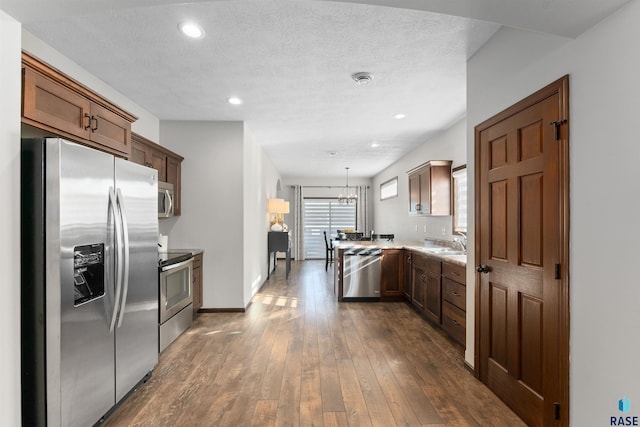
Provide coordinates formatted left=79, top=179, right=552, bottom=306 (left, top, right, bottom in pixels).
left=158, top=252, right=193, bottom=352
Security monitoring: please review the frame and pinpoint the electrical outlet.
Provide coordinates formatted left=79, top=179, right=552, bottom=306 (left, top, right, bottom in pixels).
left=441, top=227, right=447, bottom=235
left=423, top=225, right=427, bottom=233
left=414, top=224, right=418, bottom=232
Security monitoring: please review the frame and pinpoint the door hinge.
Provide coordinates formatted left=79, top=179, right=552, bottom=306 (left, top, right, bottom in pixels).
left=550, top=119, right=567, bottom=141
left=554, top=402, right=561, bottom=420
left=555, top=264, right=561, bottom=280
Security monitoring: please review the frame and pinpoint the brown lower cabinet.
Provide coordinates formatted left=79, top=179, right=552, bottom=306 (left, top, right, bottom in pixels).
left=192, top=253, right=203, bottom=315
left=406, top=250, right=466, bottom=347
left=380, top=249, right=404, bottom=299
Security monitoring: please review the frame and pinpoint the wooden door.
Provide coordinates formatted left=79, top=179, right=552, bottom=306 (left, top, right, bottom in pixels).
left=475, top=76, right=569, bottom=426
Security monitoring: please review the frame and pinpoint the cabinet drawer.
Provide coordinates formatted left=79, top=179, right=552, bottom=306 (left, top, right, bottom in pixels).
left=442, top=261, right=466, bottom=284
left=412, top=252, right=441, bottom=273
left=442, top=301, right=466, bottom=346
left=443, top=278, right=466, bottom=311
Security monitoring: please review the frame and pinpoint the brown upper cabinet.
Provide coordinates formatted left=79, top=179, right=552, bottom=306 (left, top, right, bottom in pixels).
left=407, top=160, right=452, bottom=215
left=131, top=133, right=184, bottom=216
left=21, top=52, right=136, bottom=157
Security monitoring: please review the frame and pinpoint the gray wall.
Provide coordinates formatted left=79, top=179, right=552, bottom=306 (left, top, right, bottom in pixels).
left=371, top=118, right=466, bottom=242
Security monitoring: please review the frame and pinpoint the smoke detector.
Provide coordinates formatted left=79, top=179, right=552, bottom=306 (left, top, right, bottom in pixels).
left=352, top=72, right=373, bottom=86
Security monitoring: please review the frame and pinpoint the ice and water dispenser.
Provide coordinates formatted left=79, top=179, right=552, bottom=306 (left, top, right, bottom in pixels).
left=73, top=244, right=105, bottom=306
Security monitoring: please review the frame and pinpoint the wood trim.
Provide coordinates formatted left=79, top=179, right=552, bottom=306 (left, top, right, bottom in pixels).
left=131, top=132, right=184, bottom=161
left=473, top=74, right=570, bottom=425
left=198, top=308, right=247, bottom=313
left=22, top=51, right=137, bottom=123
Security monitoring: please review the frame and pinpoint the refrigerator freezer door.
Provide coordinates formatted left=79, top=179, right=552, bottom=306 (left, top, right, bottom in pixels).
left=114, top=158, right=159, bottom=402
left=56, top=140, right=116, bottom=427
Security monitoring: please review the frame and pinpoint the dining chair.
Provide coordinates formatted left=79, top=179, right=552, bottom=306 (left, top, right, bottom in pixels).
left=323, top=230, right=334, bottom=271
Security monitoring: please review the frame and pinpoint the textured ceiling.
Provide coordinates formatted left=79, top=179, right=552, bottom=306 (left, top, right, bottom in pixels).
left=7, top=0, right=630, bottom=178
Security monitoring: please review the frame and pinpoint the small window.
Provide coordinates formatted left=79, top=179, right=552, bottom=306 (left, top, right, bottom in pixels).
left=380, top=177, right=398, bottom=200
left=452, top=165, right=467, bottom=233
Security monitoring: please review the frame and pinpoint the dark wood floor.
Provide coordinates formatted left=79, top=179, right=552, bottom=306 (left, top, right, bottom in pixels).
left=104, top=260, right=526, bottom=426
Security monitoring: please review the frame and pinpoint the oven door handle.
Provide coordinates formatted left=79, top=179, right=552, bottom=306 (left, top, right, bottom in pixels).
left=116, top=188, right=130, bottom=328
left=108, top=187, right=123, bottom=332
left=160, top=257, right=193, bottom=272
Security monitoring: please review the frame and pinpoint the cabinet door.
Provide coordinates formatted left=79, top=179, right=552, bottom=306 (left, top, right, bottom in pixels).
left=424, top=270, right=442, bottom=323
left=380, top=250, right=403, bottom=297
left=408, top=173, right=421, bottom=214
left=192, top=254, right=203, bottom=314
left=411, top=265, right=426, bottom=310
left=166, top=156, right=181, bottom=216
left=88, top=102, right=131, bottom=156
left=403, top=251, right=412, bottom=300
left=22, top=67, right=91, bottom=141
left=430, top=164, right=452, bottom=215
left=130, top=138, right=149, bottom=166
left=419, top=168, right=430, bottom=214
left=149, top=147, right=167, bottom=182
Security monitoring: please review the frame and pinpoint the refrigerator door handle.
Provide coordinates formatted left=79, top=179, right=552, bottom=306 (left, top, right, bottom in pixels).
left=109, top=187, right=123, bottom=332
left=116, top=188, right=131, bottom=328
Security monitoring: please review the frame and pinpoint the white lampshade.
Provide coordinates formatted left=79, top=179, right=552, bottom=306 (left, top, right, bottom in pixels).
left=268, top=198, right=283, bottom=213
left=280, top=200, right=290, bottom=214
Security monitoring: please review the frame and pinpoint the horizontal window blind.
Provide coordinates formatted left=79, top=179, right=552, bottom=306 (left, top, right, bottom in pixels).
left=304, top=199, right=356, bottom=259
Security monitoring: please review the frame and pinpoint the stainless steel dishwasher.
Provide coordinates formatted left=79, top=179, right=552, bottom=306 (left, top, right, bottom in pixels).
left=342, top=247, right=382, bottom=300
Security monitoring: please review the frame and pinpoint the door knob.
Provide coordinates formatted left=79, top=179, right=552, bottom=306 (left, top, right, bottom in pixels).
left=477, top=265, right=490, bottom=274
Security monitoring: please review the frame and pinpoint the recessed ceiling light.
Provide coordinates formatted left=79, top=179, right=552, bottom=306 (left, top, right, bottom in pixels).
left=352, top=72, right=373, bottom=86
left=179, top=22, right=205, bottom=39
left=394, top=113, right=406, bottom=119
left=328, top=151, right=337, bottom=156
left=228, top=97, right=243, bottom=105
left=371, top=141, right=380, bottom=148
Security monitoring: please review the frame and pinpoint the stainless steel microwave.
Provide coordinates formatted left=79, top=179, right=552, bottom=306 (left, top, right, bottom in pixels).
left=158, top=181, right=174, bottom=218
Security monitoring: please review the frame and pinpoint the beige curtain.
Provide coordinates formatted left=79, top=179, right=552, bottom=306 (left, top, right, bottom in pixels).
left=356, top=185, right=371, bottom=237
left=291, top=185, right=305, bottom=260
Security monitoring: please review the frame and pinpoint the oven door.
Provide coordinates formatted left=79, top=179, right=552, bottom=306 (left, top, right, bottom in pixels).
left=159, top=258, right=193, bottom=324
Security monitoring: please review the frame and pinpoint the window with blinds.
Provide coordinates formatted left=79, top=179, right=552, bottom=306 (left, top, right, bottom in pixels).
left=303, top=199, right=356, bottom=259
left=452, top=166, right=467, bottom=233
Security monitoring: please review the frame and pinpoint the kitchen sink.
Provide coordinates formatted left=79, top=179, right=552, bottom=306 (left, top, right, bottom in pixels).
left=421, top=247, right=465, bottom=255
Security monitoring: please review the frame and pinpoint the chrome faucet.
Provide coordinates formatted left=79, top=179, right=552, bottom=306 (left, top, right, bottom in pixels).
left=454, top=231, right=467, bottom=252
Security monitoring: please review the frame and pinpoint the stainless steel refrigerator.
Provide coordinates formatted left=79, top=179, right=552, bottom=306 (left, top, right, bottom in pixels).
left=21, top=138, right=159, bottom=427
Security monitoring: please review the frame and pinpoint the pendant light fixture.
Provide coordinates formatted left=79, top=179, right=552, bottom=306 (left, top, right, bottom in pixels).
left=338, top=167, right=357, bottom=204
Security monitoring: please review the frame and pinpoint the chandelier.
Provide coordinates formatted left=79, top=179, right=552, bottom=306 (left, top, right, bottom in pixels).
left=338, top=167, right=357, bottom=204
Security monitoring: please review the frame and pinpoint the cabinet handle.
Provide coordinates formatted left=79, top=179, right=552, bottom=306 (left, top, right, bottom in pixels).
left=84, top=113, right=91, bottom=130
left=91, top=116, right=98, bottom=132
left=416, top=203, right=422, bottom=211
left=451, top=319, right=460, bottom=326
left=452, top=292, right=460, bottom=296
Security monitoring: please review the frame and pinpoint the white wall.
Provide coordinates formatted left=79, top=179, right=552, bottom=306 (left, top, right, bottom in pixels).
left=371, top=118, right=466, bottom=242
left=243, top=123, right=282, bottom=305
left=468, top=1, right=640, bottom=423
left=0, top=10, right=22, bottom=427
left=21, top=30, right=160, bottom=141
left=159, top=121, right=246, bottom=309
